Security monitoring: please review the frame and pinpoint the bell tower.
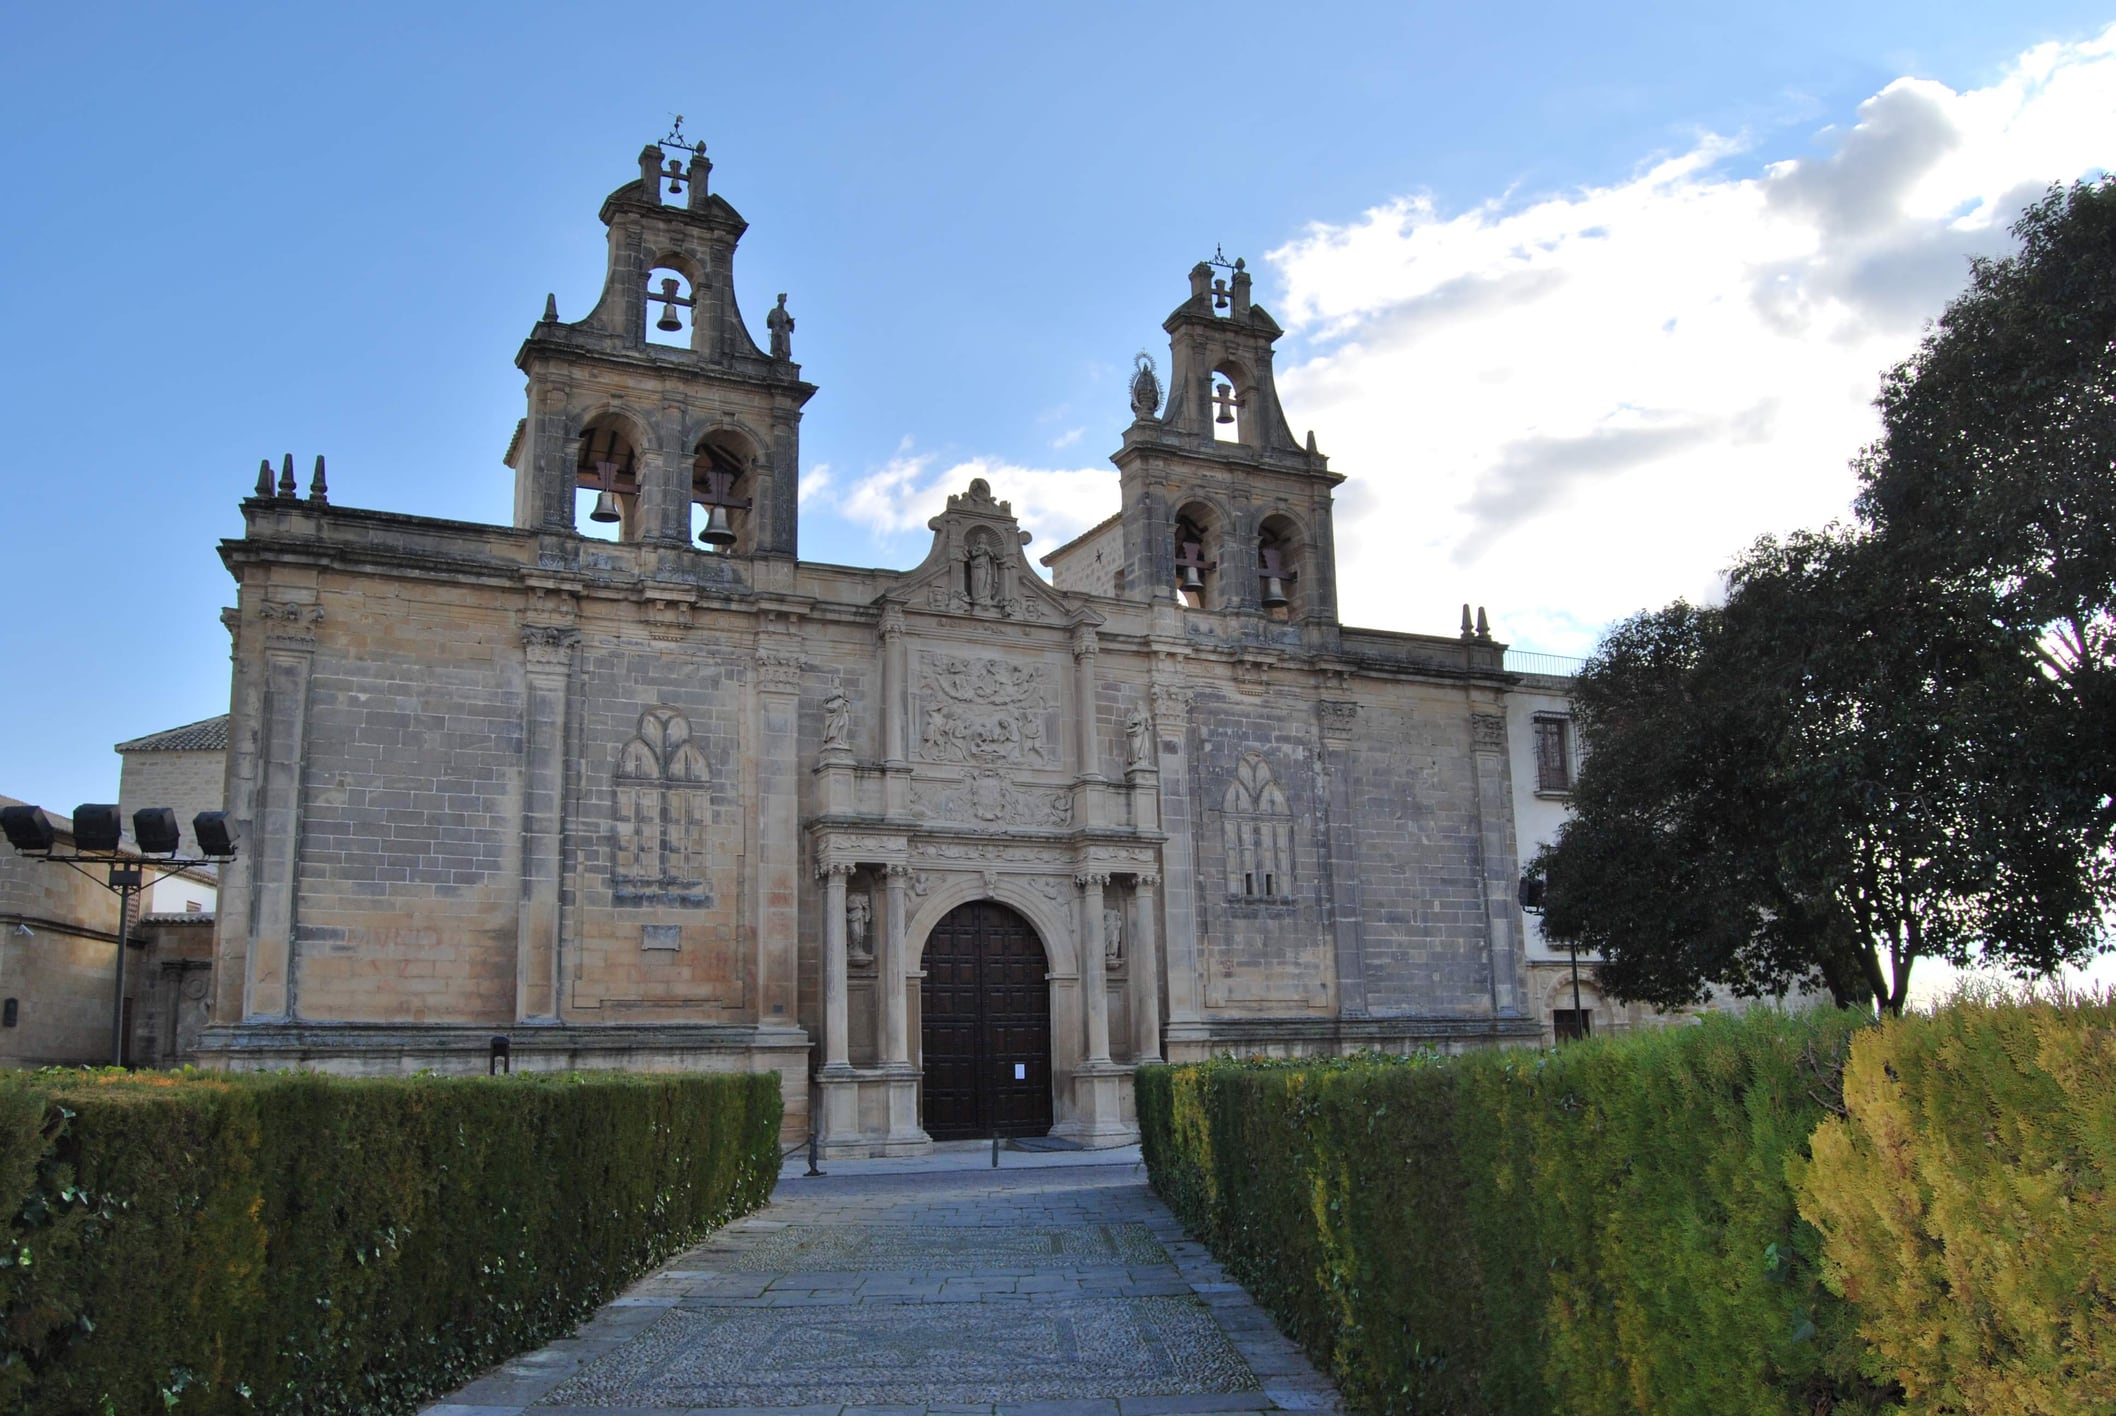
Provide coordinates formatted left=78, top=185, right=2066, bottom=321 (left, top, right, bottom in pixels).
left=507, top=125, right=816, bottom=559
left=1113, top=254, right=1343, bottom=629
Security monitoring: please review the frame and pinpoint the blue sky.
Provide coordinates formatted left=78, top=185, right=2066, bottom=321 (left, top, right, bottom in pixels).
left=2, top=2, right=2112, bottom=820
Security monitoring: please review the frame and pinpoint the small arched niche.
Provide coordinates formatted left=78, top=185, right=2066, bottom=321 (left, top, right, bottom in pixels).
left=1210, top=360, right=1251, bottom=445
left=644, top=265, right=697, bottom=349
left=691, top=429, right=758, bottom=553
left=1257, top=514, right=1302, bottom=621
left=1172, top=501, right=1219, bottom=609
left=574, top=416, right=644, bottom=542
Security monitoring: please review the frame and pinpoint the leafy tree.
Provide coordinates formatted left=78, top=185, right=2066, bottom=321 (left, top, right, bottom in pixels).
left=1534, top=527, right=2104, bottom=1014
left=1534, top=179, right=2116, bottom=1015
left=1857, top=178, right=2116, bottom=849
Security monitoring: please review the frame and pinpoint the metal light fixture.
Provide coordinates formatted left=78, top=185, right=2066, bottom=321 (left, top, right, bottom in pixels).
left=133, top=808, right=180, bottom=855
left=72, top=804, right=122, bottom=853
left=0, top=805, right=54, bottom=854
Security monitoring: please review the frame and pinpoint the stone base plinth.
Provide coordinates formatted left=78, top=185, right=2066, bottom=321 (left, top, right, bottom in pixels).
left=815, top=1063, right=930, bottom=1158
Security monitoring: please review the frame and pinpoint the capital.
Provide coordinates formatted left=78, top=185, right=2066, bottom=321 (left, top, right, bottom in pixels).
left=1074, top=871, right=1111, bottom=889
left=1071, top=624, right=1099, bottom=659
left=817, top=861, right=858, bottom=880
left=879, top=602, right=906, bottom=640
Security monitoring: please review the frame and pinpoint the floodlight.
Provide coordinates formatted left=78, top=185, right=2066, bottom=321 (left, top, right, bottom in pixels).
left=193, top=811, right=237, bottom=858
left=1, top=805, right=55, bottom=854
left=71, top=804, right=122, bottom=853
left=133, top=807, right=181, bottom=855
left=1517, top=874, right=1547, bottom=913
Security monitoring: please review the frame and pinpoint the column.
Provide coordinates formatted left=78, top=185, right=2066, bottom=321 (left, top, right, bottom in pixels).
left=880, top=604, right=907, bottom=766
left=1150, top=675, right=1204, bottom=1025
left=880, top=864, right=910, bottom=1065
left=1078, top=872, right=1112, bottom=1064
left=821, top=863, right=853, bottom=1069
left=1130, top=873, right=1163, bottom=1063
left=516, top=625, right=577, bottom=1022
left=1072, top=625, right=1101, bottom=778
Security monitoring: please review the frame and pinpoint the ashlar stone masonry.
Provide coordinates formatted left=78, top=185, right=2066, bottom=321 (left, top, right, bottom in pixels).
left=198, top=135, right=1540, bottom=1154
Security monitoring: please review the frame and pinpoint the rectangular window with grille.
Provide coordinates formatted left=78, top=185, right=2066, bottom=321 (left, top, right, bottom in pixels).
left=1533, top=715, right=1572, bottom=793
left=1552, top=1008, right=1592, bottom=1043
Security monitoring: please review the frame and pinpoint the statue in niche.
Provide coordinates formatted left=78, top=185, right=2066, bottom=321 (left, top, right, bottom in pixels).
left=1125, top=705, right=1153, bottom=769
left=967, top=538, right=999, bottom=608
left=767, top=293, right=795, bottom=360
left=820, top=688, right=851, bottom=752
left=846, top=891, right=873, bottom=966
left=1104, top=903, right=1125, bottom=967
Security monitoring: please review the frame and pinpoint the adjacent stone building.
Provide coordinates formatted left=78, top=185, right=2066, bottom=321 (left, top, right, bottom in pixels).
left=197, top=138, right=1543, bottom=1153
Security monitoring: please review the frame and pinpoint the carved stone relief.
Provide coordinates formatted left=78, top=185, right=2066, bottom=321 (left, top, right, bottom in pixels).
left=916, top=653, right=1056, bottom=766
left=911, top=770, right=1073, bottom=828
left=1471, top=712, right=1507, bottom=752
left=613, top=706, right=713, bottom=906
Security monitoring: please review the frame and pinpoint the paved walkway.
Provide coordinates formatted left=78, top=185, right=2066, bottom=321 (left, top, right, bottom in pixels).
left=421, top=1144, right=1341, bottom=1416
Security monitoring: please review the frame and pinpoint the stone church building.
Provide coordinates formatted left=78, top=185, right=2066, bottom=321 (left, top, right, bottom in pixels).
left=198, top=138, right=1542, bottom=1154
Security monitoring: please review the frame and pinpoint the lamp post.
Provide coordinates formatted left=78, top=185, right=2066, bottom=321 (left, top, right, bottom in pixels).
left=1518, top=872, right=1587, bottom=1043
left=2, top=804, right=237, bottom=1066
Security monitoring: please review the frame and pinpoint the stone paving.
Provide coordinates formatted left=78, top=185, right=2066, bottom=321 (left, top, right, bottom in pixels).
left=420, top=1145, right=1341, bottom=1416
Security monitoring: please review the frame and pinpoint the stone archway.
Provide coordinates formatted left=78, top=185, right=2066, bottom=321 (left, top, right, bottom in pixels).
left=919, top=900, right=1053, bottom=1140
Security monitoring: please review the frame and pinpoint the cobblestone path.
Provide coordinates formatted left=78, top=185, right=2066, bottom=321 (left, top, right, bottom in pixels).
left=421, top=1152, right=1342, bottom=1416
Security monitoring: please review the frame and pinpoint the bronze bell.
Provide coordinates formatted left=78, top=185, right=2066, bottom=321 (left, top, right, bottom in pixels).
left=1179, top=562, right=1205, bottom=593
left=1214, top=384, right=1236, bottom=424
left=1260, top=575, right=1289, bottom=609
left=656, top=278, right=684, bottom=332
left=589, top=489, right=621, bottom=524
left=699, top=504, right=737, bottom=547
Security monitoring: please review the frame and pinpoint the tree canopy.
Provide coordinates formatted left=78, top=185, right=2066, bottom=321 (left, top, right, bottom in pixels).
left=1533, top=180, right=2116, bottom=1014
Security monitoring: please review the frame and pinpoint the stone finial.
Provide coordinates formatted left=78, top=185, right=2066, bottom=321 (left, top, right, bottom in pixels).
left=541, top=293, right=558, bottom=323
left=1461, top=603, right=1475, bottom=640
left=309, top=454, right=328, bottom=505
left=254, top=458, right=273, bottom=498
left=1306, top=429, right=1319, bottom=455
left=277, top=454, right=297, bottom=499
left=1476, top=606, right=1493, bottom=642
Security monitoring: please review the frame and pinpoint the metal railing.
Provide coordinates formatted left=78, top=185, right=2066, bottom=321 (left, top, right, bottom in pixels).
left=1506, top=650, right=1586, bottom=678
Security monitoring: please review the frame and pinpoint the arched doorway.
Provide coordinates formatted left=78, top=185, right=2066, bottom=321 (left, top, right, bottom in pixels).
left=919, top=900, right=1053, bottom=1140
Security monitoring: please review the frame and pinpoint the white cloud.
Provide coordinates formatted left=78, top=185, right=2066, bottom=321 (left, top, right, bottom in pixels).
left=1267, top=26, right=2116, bottom=655
left=797, top=463, right=832, bottom=504
left=1051, top=426, right=1086, bottom=449
left=830, top=446, right=1117, bottom=554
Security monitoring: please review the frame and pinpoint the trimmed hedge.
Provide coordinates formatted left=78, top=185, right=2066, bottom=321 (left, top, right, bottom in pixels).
left=0, top=1068, right=780, bottom=1414
left=1139, top=1009, right=1893, bottom=1415
left=1798, top=994, right=2116, bottom=1414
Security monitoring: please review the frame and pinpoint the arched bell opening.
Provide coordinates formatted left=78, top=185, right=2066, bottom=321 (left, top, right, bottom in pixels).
left=1257, top=513, right=1302, bottom=621
left=691, top=429, right=757, bottom=554
left=573, top=417, right=645, bottom=542
left=644, top=265, right=697, bottom=350
left=1210, top=358, right=1252, bottom=446
left=1172, top=501, right=1219, bottom=610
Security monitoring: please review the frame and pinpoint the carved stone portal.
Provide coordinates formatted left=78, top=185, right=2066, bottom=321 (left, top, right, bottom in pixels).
left=911, top=770, right=1073, bottom=828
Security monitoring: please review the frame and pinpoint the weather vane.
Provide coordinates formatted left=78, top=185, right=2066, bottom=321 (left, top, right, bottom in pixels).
left=659, top=114, right=704, bottom=155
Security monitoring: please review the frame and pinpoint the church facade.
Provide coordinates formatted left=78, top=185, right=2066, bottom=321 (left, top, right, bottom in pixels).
left=198, top=138, right=1541, bottom=1154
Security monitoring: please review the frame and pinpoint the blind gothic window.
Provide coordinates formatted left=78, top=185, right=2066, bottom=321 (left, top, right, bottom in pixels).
left=613, top=706, right=711, bottom=897
left=1533, top=714, right=1573, bottom=793
left=1222, top=751, right=1294, bottom=899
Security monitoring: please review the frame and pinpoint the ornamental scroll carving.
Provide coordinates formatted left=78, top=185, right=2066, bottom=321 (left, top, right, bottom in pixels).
left=911, top=770, right=1073, bottom=828
left=1471, top=712, right=1507, bottom=753
left=916, top=653, right=1056, bottom=766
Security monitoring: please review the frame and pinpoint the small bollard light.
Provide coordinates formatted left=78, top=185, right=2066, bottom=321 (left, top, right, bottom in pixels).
left=489, top=1035, right=511, bottom=1075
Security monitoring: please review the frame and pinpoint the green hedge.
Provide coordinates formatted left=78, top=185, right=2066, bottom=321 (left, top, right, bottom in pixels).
left=1139, top=1009, right=1892, bottom=1415
left=0, top=1068, right=780, bottom=1415
left=1798, top=993, right=2116, bottom=1414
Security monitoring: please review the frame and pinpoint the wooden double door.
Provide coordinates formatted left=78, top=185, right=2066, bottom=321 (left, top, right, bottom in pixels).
left=919, top=901, right=1054, bottom=1140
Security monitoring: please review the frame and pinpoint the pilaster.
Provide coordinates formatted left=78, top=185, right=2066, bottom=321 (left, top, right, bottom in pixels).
left=1470, top=708, right=1527, bottom=1016
left=1131, top=873, right=1164, bottom=1063
left=245, top=597, right=320, bottom=1021
left=516, top=622, right=578, bottom=1022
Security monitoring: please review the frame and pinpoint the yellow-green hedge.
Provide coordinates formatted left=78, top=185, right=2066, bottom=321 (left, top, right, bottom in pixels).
left=1139, top=1009, right=1892, bottom=1415
left=1798, top=994, right=2116, bottom=1415
left=0, top=1068, right=780, bottom=1414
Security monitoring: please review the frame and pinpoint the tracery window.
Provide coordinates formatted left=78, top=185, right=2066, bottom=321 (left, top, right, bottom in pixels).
left=1222, top=751, right=1295, bottom=899
left=613, top=706, right=711, bottom=902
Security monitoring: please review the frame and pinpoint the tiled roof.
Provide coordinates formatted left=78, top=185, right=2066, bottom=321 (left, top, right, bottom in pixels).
left=1038, top=512, right=1122, bottom=566
left=114, top=714, right=229, bottom=753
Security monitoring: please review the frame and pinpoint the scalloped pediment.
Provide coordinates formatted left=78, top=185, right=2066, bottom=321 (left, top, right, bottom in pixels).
left=886, top=478, right=1088, bottom=628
